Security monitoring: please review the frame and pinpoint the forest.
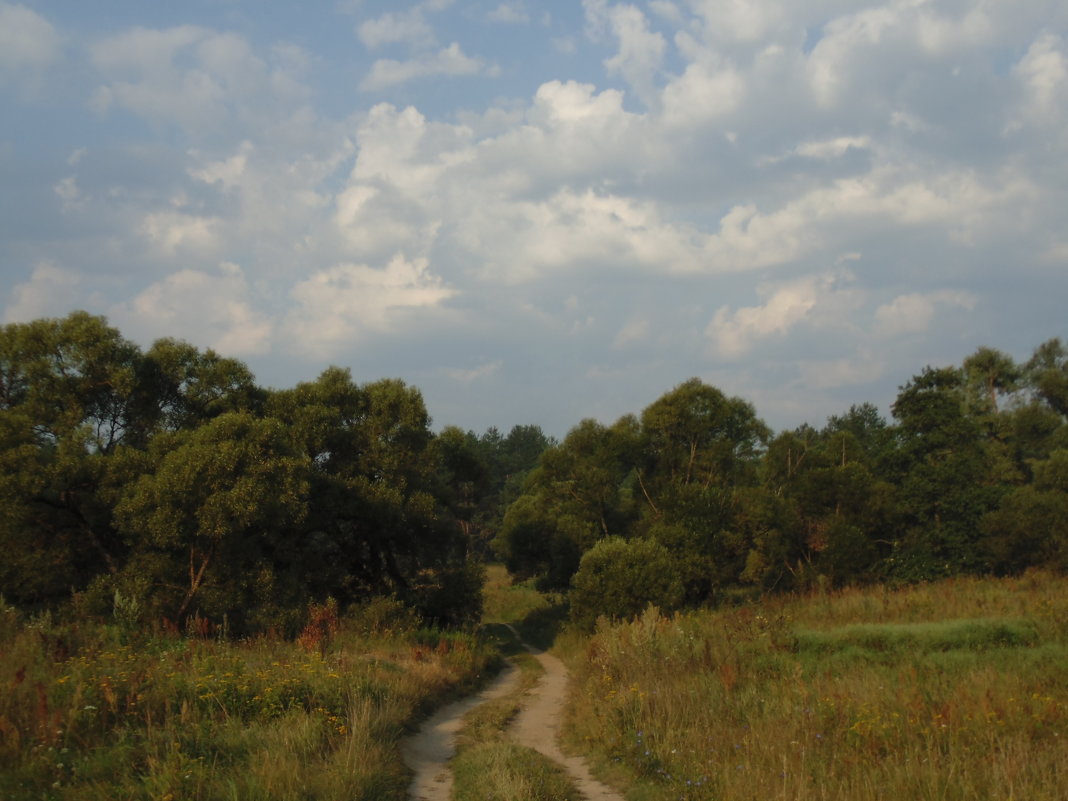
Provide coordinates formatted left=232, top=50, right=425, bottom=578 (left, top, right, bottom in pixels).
left=2, top=311, right=1067, bottom=632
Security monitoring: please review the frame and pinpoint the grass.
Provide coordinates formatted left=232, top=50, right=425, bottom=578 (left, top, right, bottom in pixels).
left=561, top=572, right=1068, bottom=801
left=0, top=598, right=497, bottom=801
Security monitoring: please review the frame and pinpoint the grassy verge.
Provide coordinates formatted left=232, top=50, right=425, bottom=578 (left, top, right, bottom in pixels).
left=562, top=572, right=1068, bottom=801
left=0, top=599, right=496, bottom=801
left=451, top=567, right=580, bottom=801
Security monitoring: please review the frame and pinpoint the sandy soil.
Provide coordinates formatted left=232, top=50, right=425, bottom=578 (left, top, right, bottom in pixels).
left=402, top=630, right=623, bottom=801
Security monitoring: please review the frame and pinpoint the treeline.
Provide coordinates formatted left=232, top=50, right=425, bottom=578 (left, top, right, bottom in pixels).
left=496, top=347, right=1068, bottom=626
left=0, top=312, right=551, bottom=633
left=4, top=312, right=1067, bottom=634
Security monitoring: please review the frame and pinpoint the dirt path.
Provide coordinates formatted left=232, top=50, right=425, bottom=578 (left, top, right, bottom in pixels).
left=402, top=661, right=520, bottom=801
left=402, top=630, right=623, bottom=801
left=508, top=642, right=624, bottom=801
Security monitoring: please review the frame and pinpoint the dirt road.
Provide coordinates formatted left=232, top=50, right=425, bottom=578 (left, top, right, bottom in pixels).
left=402, top=633, right=623, bottom=801
left=508, top=643, right=624, bottom=801
left=402, top=661, right=520, bottom=801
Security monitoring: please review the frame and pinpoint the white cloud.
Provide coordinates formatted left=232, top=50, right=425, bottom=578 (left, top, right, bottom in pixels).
left=487, top=2, right=529, bottom=24
left=601, top=3, right=666, bottom=108
left=706, top=272, right=861, bottom=358
left=140, top=210, right=221, bottom=256
left=284, top=254, right=455, bottom=356
left=358, top=9, right=434, bottom=49
left=613, top=316, right=650, bottom=348
left=688, top=0, right=787, bottom=44
left=794, top=353, right=886, bottom=391
left=459, top=187, right=704, bottom=282
left=794, top=136, right=872, bottom=159
left=661, top=61, right=745, bottom=127
left=5, top=0, right=1068, bottom=437
left=54, top=175, right=81, bottom=208
left=1013, top=33, right=1068, bottom=123
left=89, top=26, right=311, bottom=135
left=648, top=1, right=683, bottom=25
left=360, top=43, right=492, bottom=90
left=873, top=290, right=976, bottom=337
left=0, top=3, right=60, bottom=74
left=188, top=141, right=252, bottom=189
left=806, top=5, right=902, bottom=108
left=121, top=263, right=272, bottom=355
left=2, top=263, right=85, bottom=323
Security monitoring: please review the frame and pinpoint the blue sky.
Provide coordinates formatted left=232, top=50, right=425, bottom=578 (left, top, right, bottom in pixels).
left=2, top=0, right=1067, bottom=437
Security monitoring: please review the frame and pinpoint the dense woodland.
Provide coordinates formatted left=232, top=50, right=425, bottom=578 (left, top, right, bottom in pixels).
left=2, top=311, right=1067, bottom=632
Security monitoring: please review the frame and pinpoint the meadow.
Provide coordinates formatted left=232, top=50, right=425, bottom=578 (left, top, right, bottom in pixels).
left=0, top=598, right=496, bottom=801
left=560, top=572, right=1068, bottom=800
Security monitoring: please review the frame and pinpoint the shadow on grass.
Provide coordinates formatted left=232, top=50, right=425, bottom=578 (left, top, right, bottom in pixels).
left=480, top=600, right=568, bottom=654
left=514, top=602, right=569, bottom=651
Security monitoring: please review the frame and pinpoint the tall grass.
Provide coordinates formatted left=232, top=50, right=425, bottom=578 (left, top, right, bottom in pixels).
left=0, top=598, right=496, bottom=801
left=563, top=572, right=1068, bottom=801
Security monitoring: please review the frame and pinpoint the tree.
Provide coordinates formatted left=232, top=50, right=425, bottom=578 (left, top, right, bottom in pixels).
left=141, top=338, right=262, bottom=433
left=114, top=412, right=309, bottom=628
left=963, top=346, right=1020, bottom=416
left=639, top=378, right=769, bottom=495
left=1025, top=338, right=1068, bottom=418
left=887, top=367, right=1001, bottom=578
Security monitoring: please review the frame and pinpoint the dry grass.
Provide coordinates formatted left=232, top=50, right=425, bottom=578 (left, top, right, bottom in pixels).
left=562, top=572, right=1068, bottom=801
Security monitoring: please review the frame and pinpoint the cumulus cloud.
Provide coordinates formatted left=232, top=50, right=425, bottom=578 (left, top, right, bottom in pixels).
left=1013, top=33, right=1068, bottom=124
left=613, top=316, right=651, bottom=349
left=360, top=43, right=493, bottom=90
left=599, top=3, right=666, bottom=108
left=119, top=263, right=272, bottom=355
left=89, top=26, right=311, bottom=135
left=487, top=3, right=529, bottom=24
left=284, top=254, right=456, bottom=357
left=358, top=9, right=435, bottom=49
left=706, top=272, right=861, bottom=359
left=874, top=290, right=977, bottom=337
left=140, top=210, right=221, bottom=257
left=0, top=3, right=60, bottom=74
left=2, top=263, right=86, bottom=323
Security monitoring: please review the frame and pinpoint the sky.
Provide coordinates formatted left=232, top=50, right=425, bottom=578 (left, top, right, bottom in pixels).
left=2, top=0, right=1067, bottom=438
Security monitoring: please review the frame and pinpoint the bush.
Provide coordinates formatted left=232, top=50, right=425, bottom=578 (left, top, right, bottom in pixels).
left=569, top=537, right=685, bottom=629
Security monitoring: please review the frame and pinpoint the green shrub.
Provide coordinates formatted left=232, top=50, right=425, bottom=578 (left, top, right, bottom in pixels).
left=569, top=537, right=684, bottom=629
